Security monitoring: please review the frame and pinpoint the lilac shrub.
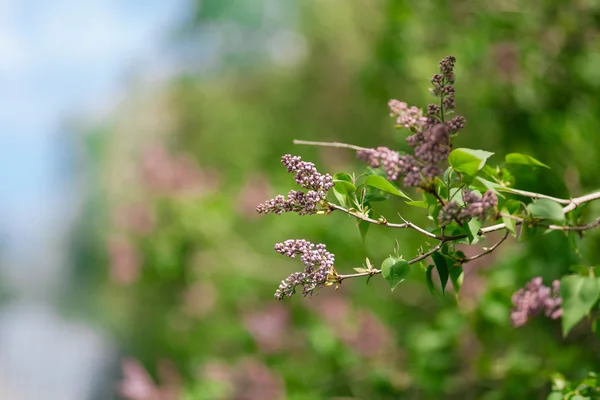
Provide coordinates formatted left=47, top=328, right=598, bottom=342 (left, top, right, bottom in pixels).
left=258, top=56, right=600, bottom=343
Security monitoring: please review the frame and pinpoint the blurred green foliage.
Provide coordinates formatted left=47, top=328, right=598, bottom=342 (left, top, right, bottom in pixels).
left=69, top=0, right=600, bottom=398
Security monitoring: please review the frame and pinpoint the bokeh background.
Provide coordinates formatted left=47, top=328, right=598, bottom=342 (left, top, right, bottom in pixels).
left=2, top=0, right=600, bottom=399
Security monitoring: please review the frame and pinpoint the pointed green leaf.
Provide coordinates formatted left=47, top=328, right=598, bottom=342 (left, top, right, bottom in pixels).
left=463, top=218, right=481, bottom=244
left=505, top=153, right=550, bottom=169
left=363, top=175, right=411, bottom=200
left=527, top=199, right=565, bottom=224
left=333, top=172, right=356, bottom=195
left=475, top=177, right=505, bottom=198
left=333, top=180, right=356, bottom=195
left=358, top=220, right=369, bottom=242
left=426, top=265, right=439, bottom=295
left=501, top=208, right=517, bottom=236
left=333, top=172, right=353, bottom=181
left=560, top=275, right=600, bottom=337
left=332, top=188, right=349, bottom=208
left=450, top=266, right=464, bottom=294
left=432, top=252, right=449, bottom=294
left=381, top=257, right=411, bottom=291
left=448, top=148, right=495, bottom=176
left=405, top=200, right=428, bottom=208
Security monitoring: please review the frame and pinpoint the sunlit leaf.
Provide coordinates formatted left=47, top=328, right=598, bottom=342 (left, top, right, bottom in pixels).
left=448, top=148, right=494, bottom=175
left=381, top=257, right=410, bottom=291
left=333, top=180, right=356, bottom=195
left=405, top=200, right=428, bottom=208
left=505, top=153, right=550, bottom=169
left=363, top=175, right=411, bottom=200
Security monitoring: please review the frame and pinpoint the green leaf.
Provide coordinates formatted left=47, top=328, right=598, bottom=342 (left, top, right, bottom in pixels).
left=358, top=220, right=369, bottom=242
left=450, top=266, right=464, bottom=293
left=475, top=177, right=505, bottom=198
left=463, top=218, right=481, bottom=244
left=432, top=252, right=449, bottom=294
left=503, top=199, right=523, bottom=214
left=381, top=257, right=411, bottom=291
left=505, top=153, right=550, bottom=169
left=448, top=148, right=495, bottom=176
left=405, top=200, right=428, bottom=208
left=333, top=172, right=356, bottom=195
left=363, top=175, right=411, bottom=200
left=568, top=231, right=583, bottom=259
left=570, top=395, right=589, bottom=400
left=333, top=180, right=356, bottom=195
left=501, top=208, right=517, bottom=236
left=546, top=394, right=563, bottom=400
left=331, top=188, right=349, bottom=208
left=334, top=172, right=353, bottom=182
left=364, top=193, right=388, bottom=203
left=426, top=265, right=439, bottom=295
left=527, top=199, right=565, bottom=224
left=560, top=275, right=600, bottom=337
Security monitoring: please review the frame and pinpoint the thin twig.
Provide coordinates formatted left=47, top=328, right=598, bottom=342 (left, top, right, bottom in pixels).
left=480, top=222, right=512, bottom=235
left=293, top=139, right=369, bottom=152
left=548, top=217, right=600, bottom=232
left=335, top=269, right=381, bottom=280
left=563, top=191, right=600, bottom=213
left=327, top=202, right=439, bottom=239
left=408, top=241, right=445, bottom=265
left=327, top=202, right=408, bottom=228
left=397, top=213, right=442, bottom=240
left=335, top=240, right=444, bottom=282
left=497, top=187, right=571, bottom=204
left=462, top=231, right=510, bottom=263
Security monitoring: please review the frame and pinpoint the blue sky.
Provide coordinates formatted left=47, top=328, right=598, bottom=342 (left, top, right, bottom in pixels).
left=0, top=0, right=187, bottom=259
left=0, top=2, right=190, bottom=398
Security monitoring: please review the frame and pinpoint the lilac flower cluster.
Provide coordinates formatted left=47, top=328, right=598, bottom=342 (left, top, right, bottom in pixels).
left=356, top=56, right=466, bottom=188
left=273, top=239, right=335, bottom=299
left=257, top=155, right=334, bottom=216
left=356, top=147, right=419, bottom=183
left=510, top=277, right=562, bottom=328
left=388, top=100, right=427, bottom=131
left=438, top=190, right=498, bottom=224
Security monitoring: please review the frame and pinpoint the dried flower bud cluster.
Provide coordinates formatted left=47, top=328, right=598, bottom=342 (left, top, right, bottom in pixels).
left=257, top=155, right=333, bottom=216
left=438, top=190, right=498, bottom=224
left=510, top=277, right=562, bottom=327
left=273, top=239, right=335, bottom=299
left=356, top=56, right=466, bottom=187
